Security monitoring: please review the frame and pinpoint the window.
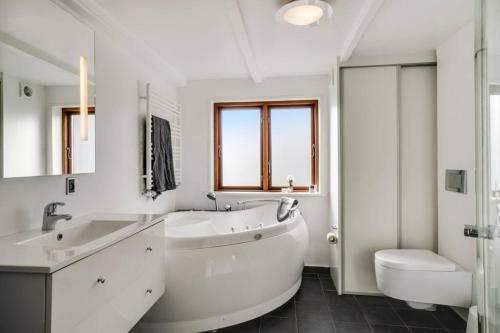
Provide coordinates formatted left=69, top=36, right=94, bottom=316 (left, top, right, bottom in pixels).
left=490, top=88, right=500, bottom=192
left=214, top=100, right=319, bottom=192
left=62, top=107, right=96, bottom=174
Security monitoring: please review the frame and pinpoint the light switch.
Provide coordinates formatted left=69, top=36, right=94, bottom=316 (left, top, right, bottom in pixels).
left=445, top=169, right=466, bottom=194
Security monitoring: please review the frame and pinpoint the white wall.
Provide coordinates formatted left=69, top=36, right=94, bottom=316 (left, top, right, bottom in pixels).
left=400, top=66, right=437, bottom=251
left=177, top=76, right=331, bottom=266
left=491, top=55, right=500, bottom=84
left=328, top=61, right=342, bottom=288
left=436, top=22, right=476, bottom=271
left=0, top=33, right=177, bottom=236
left=2, top=75, right=47, bottom=177
left=338, top=63, right=438, bottom=294
left=342, top=66, right=400, bottom=294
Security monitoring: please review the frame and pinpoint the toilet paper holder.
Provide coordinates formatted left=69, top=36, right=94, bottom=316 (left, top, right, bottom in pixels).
left=327, top=231, right=338, bottom=244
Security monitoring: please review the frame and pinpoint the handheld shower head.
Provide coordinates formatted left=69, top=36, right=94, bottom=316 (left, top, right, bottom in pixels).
left=206, top=192, right=218, bottom=211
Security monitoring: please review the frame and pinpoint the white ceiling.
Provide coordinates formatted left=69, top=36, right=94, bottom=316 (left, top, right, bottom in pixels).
left=94, top=0, right=365, bottom=81
left=85, top=0, right=474, bottom=82
left=0, top=42, right=79, bottom=86
left=353, top=0, right=474, bottom=57
left=0, top=0, right=95, bottom=74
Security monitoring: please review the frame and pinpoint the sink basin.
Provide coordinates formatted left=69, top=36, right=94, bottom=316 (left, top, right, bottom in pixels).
left=17, top=220, right=138, bottom=249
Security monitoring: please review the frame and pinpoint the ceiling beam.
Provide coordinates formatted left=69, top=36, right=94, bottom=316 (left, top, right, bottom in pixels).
left=340, top=0, right=385, bottom=63
left=225, top=0, right=263, bottom=83
left=50, top=0, right=186, bottom=86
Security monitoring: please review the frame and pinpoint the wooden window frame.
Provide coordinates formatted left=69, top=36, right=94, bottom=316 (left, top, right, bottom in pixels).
left=214, top=100, right=319, bottom=192
left=62, top=107, right=95, bottom=174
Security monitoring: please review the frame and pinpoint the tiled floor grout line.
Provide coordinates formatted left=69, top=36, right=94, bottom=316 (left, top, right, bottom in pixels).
left=214, top=269, right=466, bottom=333
left=319, top=274, right=338, bottom=332
left=386, top=298, right=457, bottom=332
left=429, top=309, right=449, bottom=331
left=386, top=296, right=413, bottom=332
left=353, top=295, right=376, bottom=333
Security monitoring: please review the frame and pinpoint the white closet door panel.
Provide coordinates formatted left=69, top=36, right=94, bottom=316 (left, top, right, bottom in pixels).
left=400, top=66, right=437, bottom=250
left=342, top=66, right=399, bottom=294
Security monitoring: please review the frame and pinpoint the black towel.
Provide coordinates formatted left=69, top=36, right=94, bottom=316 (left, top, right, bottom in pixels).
left=151, top=116, right=176, bottom=199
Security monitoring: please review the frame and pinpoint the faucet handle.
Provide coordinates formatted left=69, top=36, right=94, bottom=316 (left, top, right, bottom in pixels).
left=44, top=202, right=65, bottom=215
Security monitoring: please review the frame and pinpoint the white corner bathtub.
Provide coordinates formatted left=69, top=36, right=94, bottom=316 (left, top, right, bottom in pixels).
left=133, top=204, right=309, bottom=333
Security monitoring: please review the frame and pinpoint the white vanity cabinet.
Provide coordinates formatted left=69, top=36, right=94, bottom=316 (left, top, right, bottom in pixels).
left=0, top=221, right=165, bottom=333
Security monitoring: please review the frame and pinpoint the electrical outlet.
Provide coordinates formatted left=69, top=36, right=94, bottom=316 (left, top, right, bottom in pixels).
left=66, top=177, right=76, bottom=195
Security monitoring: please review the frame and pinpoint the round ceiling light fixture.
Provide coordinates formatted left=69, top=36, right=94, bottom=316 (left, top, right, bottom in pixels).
left=276, top=0, right=333, bottom=27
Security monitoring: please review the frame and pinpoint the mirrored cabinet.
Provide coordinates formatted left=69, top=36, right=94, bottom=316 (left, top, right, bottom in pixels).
left=0, top=0, right=95, bottom=178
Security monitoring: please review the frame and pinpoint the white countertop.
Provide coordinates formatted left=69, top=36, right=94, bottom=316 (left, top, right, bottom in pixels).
left=0, top=213, right=166, bottom=274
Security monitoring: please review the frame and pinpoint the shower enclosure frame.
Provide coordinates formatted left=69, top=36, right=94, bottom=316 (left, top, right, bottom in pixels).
left=475, top=0, right=500, bottom=331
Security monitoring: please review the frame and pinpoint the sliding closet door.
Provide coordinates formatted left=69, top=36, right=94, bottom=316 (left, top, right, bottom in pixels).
left=400, top=66, right=437, bottom=250
left=342, top=66, right=399, bottom=294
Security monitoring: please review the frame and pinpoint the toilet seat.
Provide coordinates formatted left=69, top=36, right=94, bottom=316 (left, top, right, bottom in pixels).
left=375, top=249, right=456, bottom=272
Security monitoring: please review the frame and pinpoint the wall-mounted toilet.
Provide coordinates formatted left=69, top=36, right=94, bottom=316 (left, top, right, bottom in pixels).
left=375, top=249, right=472, bottom=310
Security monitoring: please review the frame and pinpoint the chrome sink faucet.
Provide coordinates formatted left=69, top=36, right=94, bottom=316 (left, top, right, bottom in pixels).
left=42, top=202, right=72, bottom=231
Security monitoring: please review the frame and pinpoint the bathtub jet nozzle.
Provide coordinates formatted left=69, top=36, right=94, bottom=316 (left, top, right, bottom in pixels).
left=206, top=192, right=218, bottom=211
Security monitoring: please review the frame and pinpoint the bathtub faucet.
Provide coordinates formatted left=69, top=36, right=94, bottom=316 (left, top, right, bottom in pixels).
left=206, top=192, right=218, bottom=211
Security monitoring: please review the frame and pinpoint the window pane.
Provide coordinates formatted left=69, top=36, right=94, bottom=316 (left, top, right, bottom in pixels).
left=221, top=108, right=261, bottom=187
left=270, top=106, right=311, bottom=187
left=71, top=114, right=96, bottom=174
left=490, top=94, right=500, bottom=191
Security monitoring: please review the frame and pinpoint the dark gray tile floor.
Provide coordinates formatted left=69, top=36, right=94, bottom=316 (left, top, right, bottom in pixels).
left=207, top=267, right=467, bottom=333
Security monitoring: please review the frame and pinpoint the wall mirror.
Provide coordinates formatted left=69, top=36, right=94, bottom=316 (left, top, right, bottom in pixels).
left=0, top=0, right=95, bottom=178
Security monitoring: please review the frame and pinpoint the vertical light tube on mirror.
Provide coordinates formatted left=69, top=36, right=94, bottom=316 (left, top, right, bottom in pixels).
left=80, top=56, right=88, bottom=141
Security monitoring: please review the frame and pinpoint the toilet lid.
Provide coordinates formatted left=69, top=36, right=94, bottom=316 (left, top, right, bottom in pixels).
left=375, top=249, right=457, bottom=272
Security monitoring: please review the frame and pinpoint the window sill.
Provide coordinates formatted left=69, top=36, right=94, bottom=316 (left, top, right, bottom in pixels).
left=214, top=191, right=326, bottom=198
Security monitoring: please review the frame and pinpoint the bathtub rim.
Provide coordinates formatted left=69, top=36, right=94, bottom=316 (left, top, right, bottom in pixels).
left=164, top=209, right=305, bottom=250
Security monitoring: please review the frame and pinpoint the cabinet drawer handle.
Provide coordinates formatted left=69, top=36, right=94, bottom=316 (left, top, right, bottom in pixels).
left=97, top=277, right=106, bottom=284
left=146, top=289, right=153, bottom=294
left=146, top=246, right=153, bottom=252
